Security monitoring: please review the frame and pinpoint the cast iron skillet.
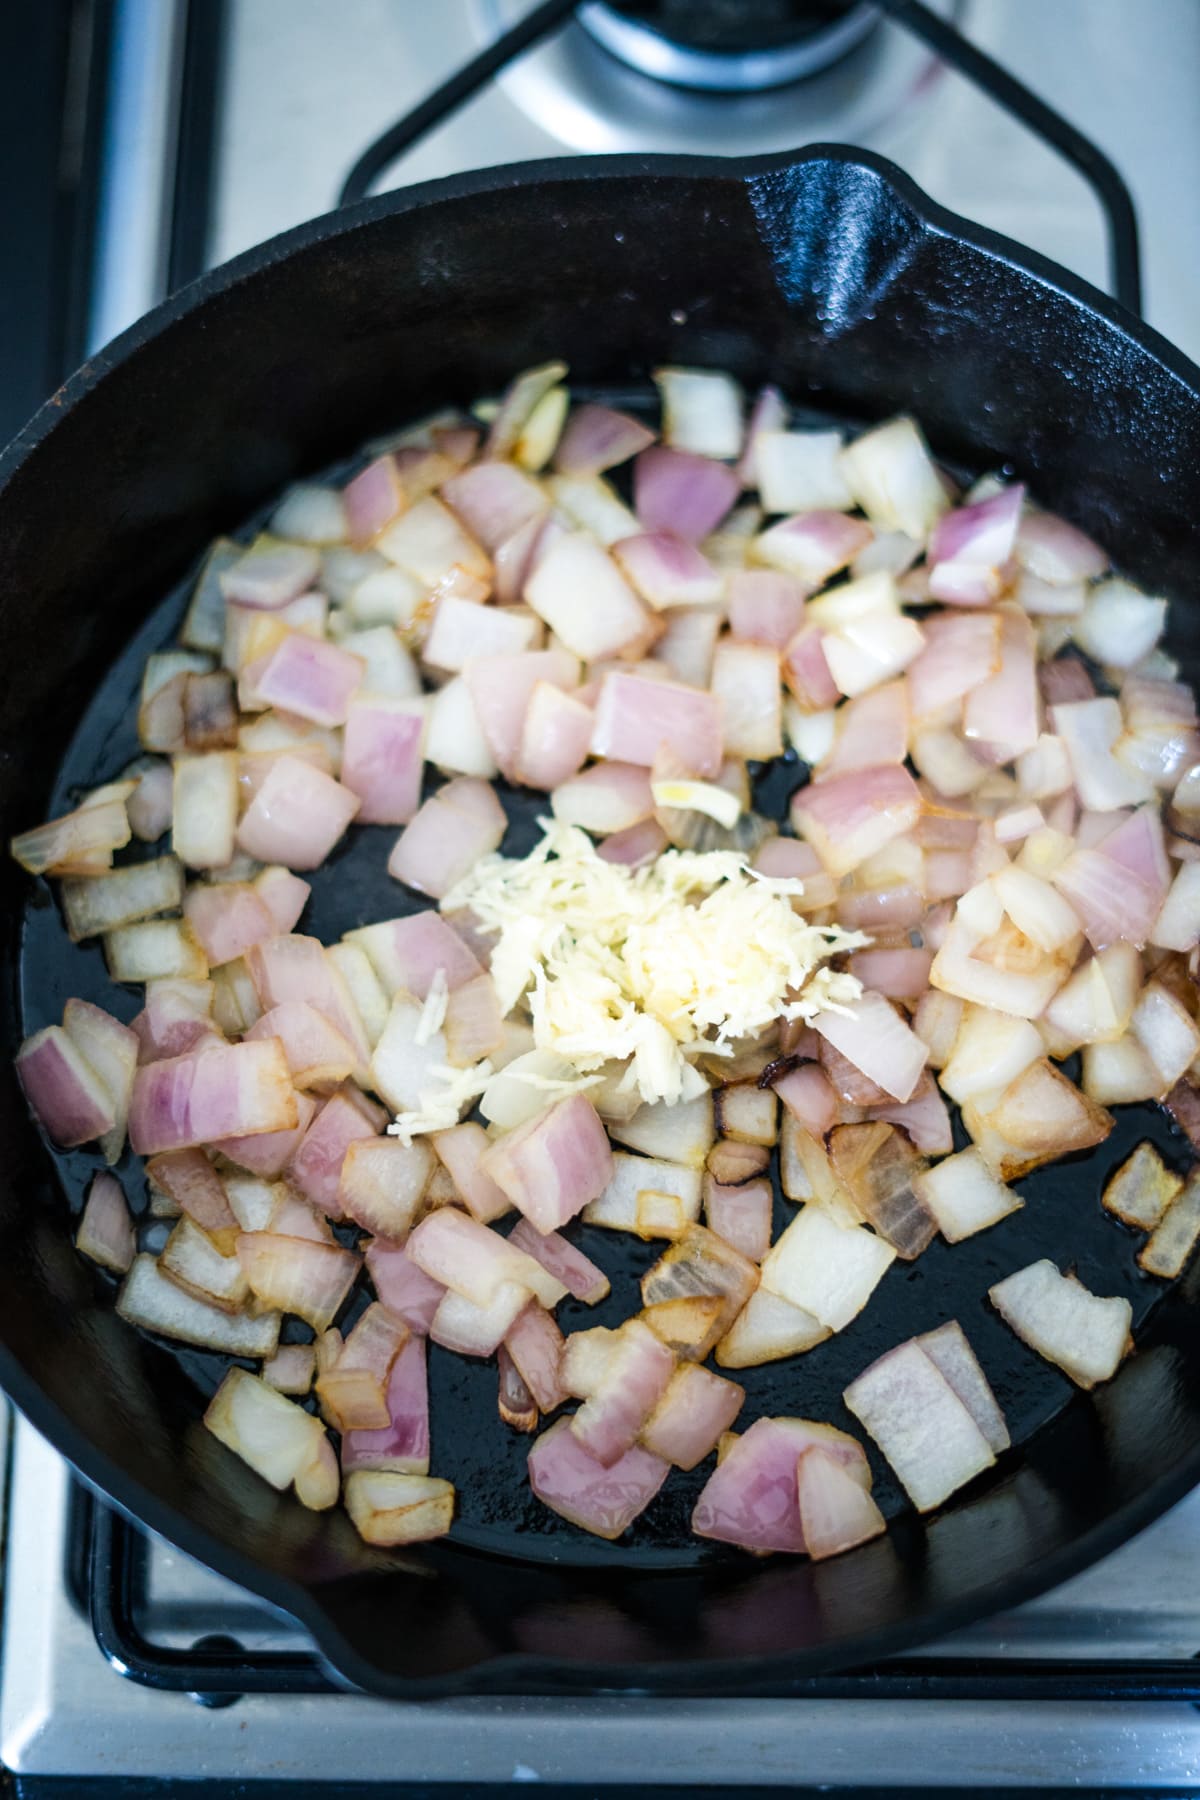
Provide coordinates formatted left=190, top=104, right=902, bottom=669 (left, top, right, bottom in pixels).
left=1, top=146, right=1200, bottom=1698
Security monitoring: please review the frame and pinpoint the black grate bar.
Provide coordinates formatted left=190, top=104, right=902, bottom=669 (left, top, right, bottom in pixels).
left=88, top=1503, right=333, bottom=1696
left=873, top=0, right=1142, bottom=316
left=87, top=1498, right=1200, bottom=1704
left=335, top=0, right=1141, bottom=318
left=337, top=0, right=581, bottom=209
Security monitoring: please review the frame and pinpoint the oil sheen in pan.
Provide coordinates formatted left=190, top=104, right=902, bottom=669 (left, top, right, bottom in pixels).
left=17, top=402, right=1190, bottom=1571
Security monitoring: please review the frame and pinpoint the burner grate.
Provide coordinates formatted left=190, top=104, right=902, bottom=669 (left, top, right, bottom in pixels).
left=83, top=1488, right=1200, bottom=1705
left=576, top=1, right=879, bottom=93
left=338, top=0, right=1139, bottom=316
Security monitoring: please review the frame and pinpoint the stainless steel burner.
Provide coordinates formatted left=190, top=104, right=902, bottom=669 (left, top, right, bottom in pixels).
left=474, top=0, right=958, bottom=162
left=577, top=1, right=878, bottom=93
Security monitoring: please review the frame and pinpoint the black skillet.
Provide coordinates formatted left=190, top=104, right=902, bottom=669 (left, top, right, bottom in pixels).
left=1, top=142, right=1200, bottom=1697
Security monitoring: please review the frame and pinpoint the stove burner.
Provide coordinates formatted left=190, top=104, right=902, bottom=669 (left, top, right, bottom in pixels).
left=577, top=0, right=878, bottom=92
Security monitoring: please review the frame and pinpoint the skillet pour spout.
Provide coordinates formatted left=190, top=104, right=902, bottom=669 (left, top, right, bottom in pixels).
left=1, top=146, right=1200, bottom=1698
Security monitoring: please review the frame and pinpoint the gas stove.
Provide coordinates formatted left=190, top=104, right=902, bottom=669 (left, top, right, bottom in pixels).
left=4, top=1, right=1200, bottom=1791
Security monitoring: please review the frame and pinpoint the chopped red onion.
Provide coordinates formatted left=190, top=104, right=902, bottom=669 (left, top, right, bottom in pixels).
left=340, top=1339, right=429, bottom=1476
left=286, top=1087, right=382, bottom=1214
left=1053, top=843, right=1165, bottom=949
left=126, top=760, right=174, bottom=842
left=343, top=456, right=406, bottom=548
left=485, top=359, right=567, bottom=460
left=430, top=1281, right=533, bottom=1357
left=183, top=883, right=277, bottom=967
left=219, top=538, right=320, bottom=609
left=213, top=1088, right=316, bottom=1178
left=795, top=1445, right=886, bottom=1559
left=612, top=531, right=724, bottom=612
left=843, top=1339, right=995, bottom=1512
left=837, top=881, right=924, bottom=930
left=641, top=1362, right=745, bottom=1471
left=692, top=1416, right=869, bottom=1554
left=128, top=1039, right=296, bottom=1155
left=406, top=1207, right=566, bottom=1311
left=772, top=1062, right=837, bottom=1138
left=962, top=610, right=1039, bottom=761
left=590, top=671, right=723, bottom=779
left=727, top=570, right=806, bottom=650
left=781, top=625, right=840, bottom=713
left=255, top=866, right=311, bottom=935
left=507, top=1218, right=611, bottom=1305
left=336, top=1135, right=433, bottom=1240
left=246, top=1001, right=356, bottom=1089
left=76, top=1171, right=136, bottom=1274
left=463, top=648, right=579, bottom=777
left=596, top=818, right=669, bottom=867
left=528, top=1416, right=669, bottom=1540
left=364, top=1239, right=446, bottom=1334
left=341, top=696, right=426, bottom=826
left=423, top=595, right=541, bottom=671
left=554, top=403, right=656, bottom=478
left=569, top=1318, right=676, bottom=1467
left=441, top=460, right=547, bottom=551
left=245, top=934, right=370, bottom=1071
left=752, top=508, right=872, bottom=587
left=1015, top=509, right=1108, bottom=584
left=11, top=795, right=130, bottom=877
left=236, top=1231, right=359, bottom=1333
left=551, top=760, right=656, bottom=834
left=820, top=680, right=909, bottom=777
left=145, top=1146, right=234, bottom=1232
left=907, top=611, right=1001, bottom=719
left=388, top=775, right=506, bottom=899
left=633, top=446, right=739, bottom=543
left=345, top=911, right=482, bottom=998
left=431, top=1121, right=510, bottom=1223
left=505, top=1302, right=567, bottom=1414
left=492, top=513, right=557, bottom=605
left=927, top=484, right=1024, bottom=603
left=481, top=1093, right=614, bottom=1234
left=236, top=754, right=360, bottom=870
left=703, top=1177, right=772, bottom=1265
left=848, top=945, right=932, bottom=1000
left=341, top=1335, right=430, bottom=1474
left=242, top=632, right=364, bottom=727
left=869, top=1070, right=953, bottom=1155
left=792, top=763, right=922, bottom=876
left=516, top=682, right=594, bottom=791
left=524, top=532, right=652, bottom=661
left=710, top=640, right=783, bottom=761
left=735, top=385, right=787, bottom=487
left=812, top=993, right=927, bottom=1104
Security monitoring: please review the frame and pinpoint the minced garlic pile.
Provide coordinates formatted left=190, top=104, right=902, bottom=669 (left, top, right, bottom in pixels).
left=440, top=820, right=865, bottom=1110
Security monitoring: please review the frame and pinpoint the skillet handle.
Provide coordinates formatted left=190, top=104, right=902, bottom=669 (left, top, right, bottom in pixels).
left=336, top=0, right=1142, bottom=323
left=872, top=0, right=1142, bottom=318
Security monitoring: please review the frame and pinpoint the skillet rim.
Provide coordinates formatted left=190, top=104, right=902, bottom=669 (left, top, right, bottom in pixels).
left=2, top=141, right=1200, bottom=1696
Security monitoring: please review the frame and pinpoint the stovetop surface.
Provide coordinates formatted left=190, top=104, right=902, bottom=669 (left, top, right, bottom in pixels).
left=5, top=0, right=1200, bottom=1789
left=8, top=1412, right=1200, bottom=1787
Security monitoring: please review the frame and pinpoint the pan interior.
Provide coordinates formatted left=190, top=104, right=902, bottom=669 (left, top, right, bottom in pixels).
left=18, top=384, right=1195, bottom=1575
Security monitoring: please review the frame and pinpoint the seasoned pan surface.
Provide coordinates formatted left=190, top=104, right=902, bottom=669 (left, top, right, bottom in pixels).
left=3, top=148, right=1200, bottom=1692
left=18, top=402, right=1193, bottom=1570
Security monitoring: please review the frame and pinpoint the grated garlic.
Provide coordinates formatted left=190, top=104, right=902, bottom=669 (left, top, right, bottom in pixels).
left=438, top=819, right=865, bottom=1107
left=387, top=1059, right=494, bottom=1146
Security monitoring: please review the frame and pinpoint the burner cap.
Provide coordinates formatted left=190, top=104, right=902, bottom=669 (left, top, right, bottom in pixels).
left=578, top=0, right=879, bottom=92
